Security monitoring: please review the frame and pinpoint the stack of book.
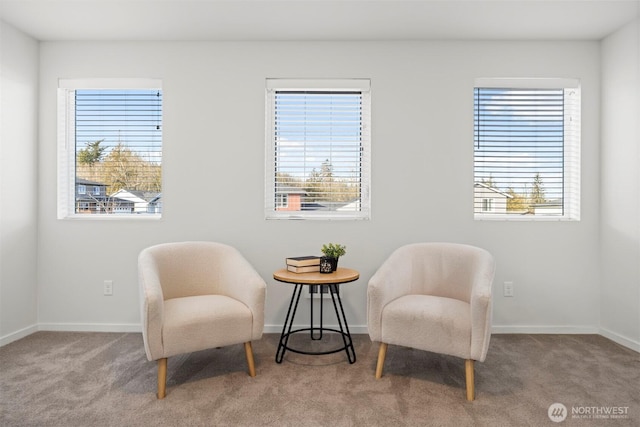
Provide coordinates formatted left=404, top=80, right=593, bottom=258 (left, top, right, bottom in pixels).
left=286, top=255, right=321, bottom=273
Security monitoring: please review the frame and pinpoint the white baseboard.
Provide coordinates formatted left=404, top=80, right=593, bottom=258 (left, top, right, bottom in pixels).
left=266, top=325, right=634, bottom=341
left=491, top=325, right=600, bottom=334
left=599, top=327, right=640, bottom=352
left=20, top=323, right=367, bottom=337
left=0, top=324, right=38, bottom=347
left=38, top=323, right=142, bottom=333
left=264, top=324, right=369, bottom=335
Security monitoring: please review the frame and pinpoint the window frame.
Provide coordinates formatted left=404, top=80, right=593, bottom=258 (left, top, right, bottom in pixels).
left=57, top=78, right=163, bottom=220
left=265, top=78, right=371, bottom=220
left=473, top=78, right=581, bottom=221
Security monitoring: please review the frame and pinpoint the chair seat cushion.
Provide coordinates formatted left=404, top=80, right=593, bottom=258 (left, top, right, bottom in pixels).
left=381, top=295, right=471, bottom=360
left=162, top=295, right=253, bottom=358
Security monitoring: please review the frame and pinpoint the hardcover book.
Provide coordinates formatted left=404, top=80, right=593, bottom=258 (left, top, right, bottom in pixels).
left=287, top=264, right=320, bottom=273
left=285, top=256, right=321, bottom=267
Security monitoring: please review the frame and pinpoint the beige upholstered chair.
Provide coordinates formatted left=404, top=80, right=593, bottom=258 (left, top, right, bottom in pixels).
left=367, top=242, right=495, bottom=401
left=138, top=241, right=266, bottom=399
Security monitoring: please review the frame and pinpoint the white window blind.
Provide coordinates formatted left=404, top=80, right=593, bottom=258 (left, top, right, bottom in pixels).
left=265, top=79, right=371, bottom=220
left=473, top=79, right=580, bottom=220
left=58, top=79, right=163, bottom=219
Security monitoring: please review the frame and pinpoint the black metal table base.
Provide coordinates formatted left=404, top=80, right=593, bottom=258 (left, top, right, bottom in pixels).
left=275, top=283, right=356, bottom=364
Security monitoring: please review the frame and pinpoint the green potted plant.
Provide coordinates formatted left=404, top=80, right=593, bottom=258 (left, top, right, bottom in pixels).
left=320, top=243, right=346, bottom=273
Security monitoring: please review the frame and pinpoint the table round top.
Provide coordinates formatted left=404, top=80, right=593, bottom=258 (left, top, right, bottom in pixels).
left=273, top=267, right=359, bottom=285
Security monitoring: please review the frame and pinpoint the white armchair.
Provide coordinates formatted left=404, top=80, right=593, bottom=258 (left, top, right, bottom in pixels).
left=138, top=241, right=266, bottom=398
left=367, top=242, right=495, bottom=401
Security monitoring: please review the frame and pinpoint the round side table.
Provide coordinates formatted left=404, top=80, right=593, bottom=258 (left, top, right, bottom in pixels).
left=273, top=267, right=359, bottom=364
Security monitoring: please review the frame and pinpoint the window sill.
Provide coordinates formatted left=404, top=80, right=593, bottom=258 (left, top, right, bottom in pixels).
left=59, top=214, right=162, bottom=221
left=266, top=213, right=369, bottom=221
left=474, top=214, right=579, bottom=222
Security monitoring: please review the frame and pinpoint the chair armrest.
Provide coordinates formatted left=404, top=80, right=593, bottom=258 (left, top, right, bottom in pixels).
left=367, top=251, right=414, bottom=342
left=138, top=251, right=165, bottom=361
left=216, top=250, right=267, bottom=340
left=469, top=252, right=496, bottom=362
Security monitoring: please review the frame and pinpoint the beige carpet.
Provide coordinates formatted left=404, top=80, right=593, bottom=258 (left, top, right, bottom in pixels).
left=0, top=332, right=638, bottom=426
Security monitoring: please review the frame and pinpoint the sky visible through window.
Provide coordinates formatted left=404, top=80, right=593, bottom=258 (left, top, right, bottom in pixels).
left=274, top=91, right=363, bottom=180
left=75, top=89, right=163, bottom=165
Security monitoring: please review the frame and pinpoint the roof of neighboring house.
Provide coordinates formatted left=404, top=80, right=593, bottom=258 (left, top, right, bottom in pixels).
left=302, top=200, right=358, bottom=211
left=474, top=182, right=513, bottom=199
left=110, top=189, right=161, bottom=203
left=148, top=193, right=162, bottom=204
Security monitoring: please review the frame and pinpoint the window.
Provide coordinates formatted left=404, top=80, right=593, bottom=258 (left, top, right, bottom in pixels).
left=58, top=79, right=162, bottom=219
left=473, top=78, right=580, bottom=220
left=265, top=79, right=371, bottom=220
left=276, top=193, right=288, bottom=209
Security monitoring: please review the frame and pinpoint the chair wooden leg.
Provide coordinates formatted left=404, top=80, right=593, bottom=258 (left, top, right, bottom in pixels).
left=157, top=358, right=167, bottom=399
left=375, top=342, right=388, bottom=379
left=465, top=359, right=475, bottom=401
left=244, top=342, right=256, bottom=377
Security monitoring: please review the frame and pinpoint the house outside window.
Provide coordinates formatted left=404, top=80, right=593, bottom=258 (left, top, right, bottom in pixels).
left=265, top=79, right=371, bottom=220
left=473, top=78, right=580, bottom=220
left=57, top=78, right=162, bottom=219
left=74, top=179, right=109, bottom=214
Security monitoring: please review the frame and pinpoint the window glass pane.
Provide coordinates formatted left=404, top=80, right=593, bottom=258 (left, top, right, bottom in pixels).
left=266, top=80, right=371, bottom=220
left=73, top=89, right=163, bottom=215
left=474, top=86, right=579, bottom=220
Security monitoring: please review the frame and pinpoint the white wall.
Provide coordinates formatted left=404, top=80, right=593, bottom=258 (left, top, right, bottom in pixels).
left=0, top=21, right=39, bottom=345
left=36, top=40, right=602, bottom=336
left=601, top=18, right=640, bottom=350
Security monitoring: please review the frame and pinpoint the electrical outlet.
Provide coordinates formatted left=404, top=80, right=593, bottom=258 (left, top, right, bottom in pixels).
left=503, top=281, right=514, bottom=297
left=305, top=284, right=339, bottom=299
left=104, top=280, right=113, bottom=296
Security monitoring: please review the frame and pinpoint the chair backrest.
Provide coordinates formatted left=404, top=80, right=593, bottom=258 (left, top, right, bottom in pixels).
left=139, top=241, right=243, bottom=300
left=396, top=242, right=494, bottom=303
